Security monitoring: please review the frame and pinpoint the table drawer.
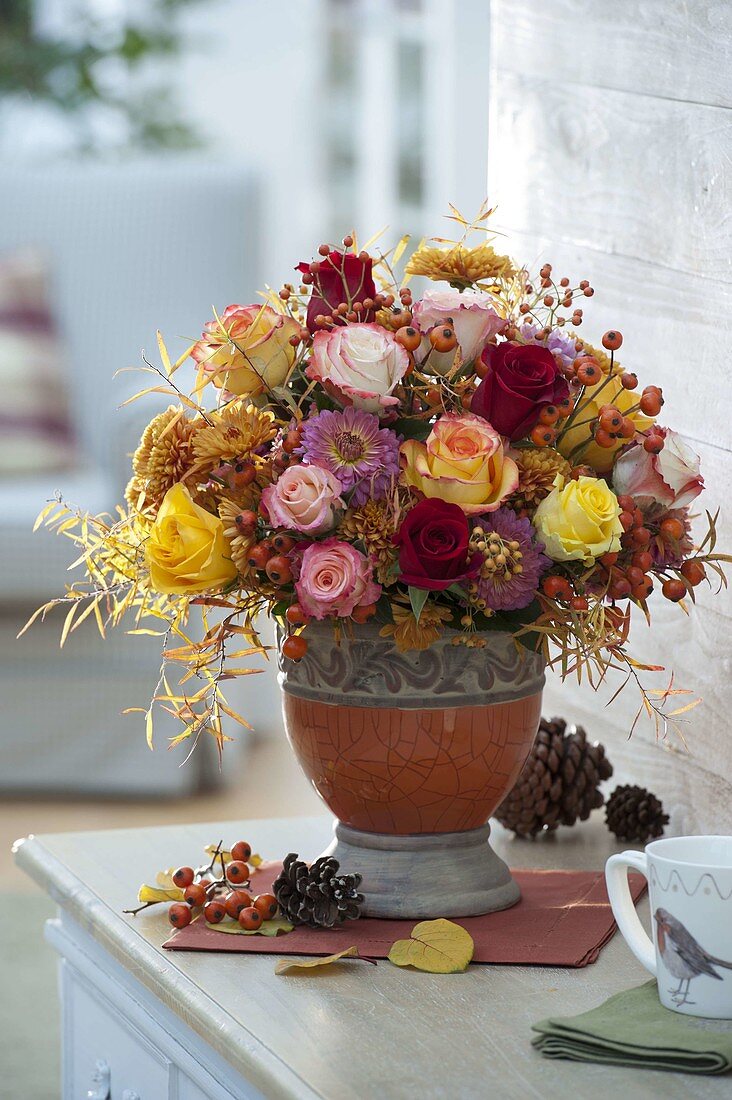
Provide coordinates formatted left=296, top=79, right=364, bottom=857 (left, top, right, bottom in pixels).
left=62, top=958, right=171, bottom=1098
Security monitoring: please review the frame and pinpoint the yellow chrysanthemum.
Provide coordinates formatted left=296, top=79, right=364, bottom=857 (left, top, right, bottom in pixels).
left=218, top=497, right=256, bottom=580
left=127, top=406, right=198, bottom=510
left=405, top=242, right=516, bottom=289
left=340, top=499, right=399, bottom=585
left=511, top=448, right=572, bottom=514
left=379, top=601, right=453, bottom=653
left=192, top=401, right=277, bottom=471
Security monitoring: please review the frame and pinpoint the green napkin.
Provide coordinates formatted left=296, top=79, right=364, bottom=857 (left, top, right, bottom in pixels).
left=532, top=981, right=732, bottom=1075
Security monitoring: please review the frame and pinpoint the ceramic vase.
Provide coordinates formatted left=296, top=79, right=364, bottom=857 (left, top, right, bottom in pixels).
left=278, top=621, right=545, bottom=918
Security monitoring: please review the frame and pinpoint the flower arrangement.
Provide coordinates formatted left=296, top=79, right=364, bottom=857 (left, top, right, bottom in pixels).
left=29, top=204, right=730, bottom=752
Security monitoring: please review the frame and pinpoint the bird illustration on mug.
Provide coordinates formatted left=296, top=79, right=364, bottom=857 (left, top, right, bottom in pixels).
left=654, top=908, right=732, bottom=1005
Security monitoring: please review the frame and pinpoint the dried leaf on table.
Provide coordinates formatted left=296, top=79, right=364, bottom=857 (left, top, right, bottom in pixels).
left=137, top=883, right=184, bottom=904
left=203, top=916, right=294, bottom=937
left=388, top=918, right=474, bottom=973
left=275, top=946, right=374, bottom=974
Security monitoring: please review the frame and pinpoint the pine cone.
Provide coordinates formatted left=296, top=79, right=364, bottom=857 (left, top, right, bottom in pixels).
left=605, top=784, right=669, bottom=842
left=272, top=853, right=364, bottom=928
left=494, top=717, right=613, bottom=837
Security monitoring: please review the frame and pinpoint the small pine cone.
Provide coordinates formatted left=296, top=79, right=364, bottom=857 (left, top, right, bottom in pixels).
left=494, top=717, right=613, bottom=837
left=605, top=784, right=669, bottom=843
left=272, top=853, right=364, bottom=928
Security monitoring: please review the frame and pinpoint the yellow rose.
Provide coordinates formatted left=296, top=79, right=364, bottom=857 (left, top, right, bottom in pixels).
left=145, top=484, right=238, bottom=594
left=400, top=413, right=518, bottom=514
left=558, top=372, right=654, bottom=473
left=533, top=475, right=623, bottom=565
left=191, top=304, right=299, bottom=396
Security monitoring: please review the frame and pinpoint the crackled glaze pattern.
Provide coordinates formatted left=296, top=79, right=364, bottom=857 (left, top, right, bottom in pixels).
left=283, top=692, right=542, bottom=833
left=279, top=623, right=545, bottom=835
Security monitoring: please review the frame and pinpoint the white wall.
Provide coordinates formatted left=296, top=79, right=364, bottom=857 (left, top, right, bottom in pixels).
left=488, top=0, right=732, bottom=832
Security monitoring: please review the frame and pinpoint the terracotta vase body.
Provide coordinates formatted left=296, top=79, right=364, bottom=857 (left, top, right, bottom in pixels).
left=278, top=621, right=545, bottom=917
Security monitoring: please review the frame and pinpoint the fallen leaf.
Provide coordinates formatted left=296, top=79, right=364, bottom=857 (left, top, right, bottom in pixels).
left=155, top=868, right=180, bottom=889
left=138, top=883, right=184, bottom=904
left=204, top=916, right=294, bottom=937
left=275, top=947, right=369, bottom=974
left=388, top=918, right=474, bottom=973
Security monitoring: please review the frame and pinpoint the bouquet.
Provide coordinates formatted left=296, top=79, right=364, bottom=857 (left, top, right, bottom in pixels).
left=29, top=204, right=729, bottom=753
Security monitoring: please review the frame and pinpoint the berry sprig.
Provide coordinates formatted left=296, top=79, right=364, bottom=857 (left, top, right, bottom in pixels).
left=124, top=838, right=280, bottom=933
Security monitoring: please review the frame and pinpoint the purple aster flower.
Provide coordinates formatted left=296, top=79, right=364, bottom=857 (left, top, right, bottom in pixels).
left=300, top=406, right=400, bottom=506
left=473, top=507, right=550, bottom=612
left=519, top=321, right=580, bottom=370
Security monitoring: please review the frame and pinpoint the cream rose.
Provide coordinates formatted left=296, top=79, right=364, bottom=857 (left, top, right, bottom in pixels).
left=534, top=475, right=623, bottom=565
left=612, top=430, right=704, bottom=510
left=412, top=286, right=505, bottom=370
left=400, top=413, right=518, bottom=514
left=261, top=464, right=343, bottom=534
left=307, top=323, right=410, bottom=413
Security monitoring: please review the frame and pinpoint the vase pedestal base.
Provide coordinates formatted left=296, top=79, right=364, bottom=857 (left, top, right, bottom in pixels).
left=322, top=821, right=519, bottom=919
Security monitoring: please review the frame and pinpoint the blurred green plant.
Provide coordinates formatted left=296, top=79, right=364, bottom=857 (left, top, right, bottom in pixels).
left=0, top=0, right=205, bottom=153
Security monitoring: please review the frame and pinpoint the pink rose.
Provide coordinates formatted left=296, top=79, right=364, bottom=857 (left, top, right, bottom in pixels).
left=261, top=464, right=343, bottom=534
left=307, top=323, right=410, bottom=413
left=412, top=286, right=505, bottom=368
left=296, top=539, right=381, bottom=620
left=612, top=430, right=704, bottom=509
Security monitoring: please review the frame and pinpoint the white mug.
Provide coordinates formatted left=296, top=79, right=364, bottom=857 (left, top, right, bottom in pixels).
left=606, top=835, right=732, bottom=1019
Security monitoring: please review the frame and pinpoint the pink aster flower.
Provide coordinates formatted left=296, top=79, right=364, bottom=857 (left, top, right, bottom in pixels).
left=300, top=406, right=400, bottom=506
left=473, top=507, right=549, bottom=612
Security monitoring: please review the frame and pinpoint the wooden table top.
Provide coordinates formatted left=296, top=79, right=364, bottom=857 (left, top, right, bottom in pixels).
left=14, top=813, right=731, bottom=1099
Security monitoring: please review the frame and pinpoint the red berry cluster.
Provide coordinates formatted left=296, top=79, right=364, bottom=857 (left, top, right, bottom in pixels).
left=144, top=839, right=280, bottom=933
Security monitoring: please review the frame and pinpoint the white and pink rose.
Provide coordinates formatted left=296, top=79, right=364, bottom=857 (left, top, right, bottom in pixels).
left=261, top=464, right=343, bottom=535
left=613, top=429, right=704, bottom=510
left=307, top=323, right=410, bottom=413
left=411, top=286, right=505, bottom=370
left=295, top=539, right=381, bottom=620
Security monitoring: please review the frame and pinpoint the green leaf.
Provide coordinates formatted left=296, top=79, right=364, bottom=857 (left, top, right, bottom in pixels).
left=408, top=586, right=430, bottom=623
left=393, top=417, right=433, bottom=441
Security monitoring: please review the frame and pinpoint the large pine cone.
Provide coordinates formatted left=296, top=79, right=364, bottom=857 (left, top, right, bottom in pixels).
left=605, top=784, right=669, bottom=843
left=272, top=853, right=364, bottom=928
left=494, top=717, right=614, bottom=837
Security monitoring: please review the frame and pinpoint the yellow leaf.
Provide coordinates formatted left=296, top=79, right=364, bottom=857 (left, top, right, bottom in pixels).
left=138, top=883, right=184, bottom=904
left=204, top=916, right=294, bottom=936
left=155, top=868, right=179, bottom=889
left=387, top=918, right=474, bottom=973
left=275, top=946, right=363, bottom=974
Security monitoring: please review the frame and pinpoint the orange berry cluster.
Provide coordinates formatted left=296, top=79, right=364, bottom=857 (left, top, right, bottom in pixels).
left=167, top=839, right=280, bottom=932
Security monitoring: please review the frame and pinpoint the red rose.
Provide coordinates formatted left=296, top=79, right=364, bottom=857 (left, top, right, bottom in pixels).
left=394, top=498, right=480, bottom=591
left=471, top=342, right=569, bottom=440
left=297, top=250, right=376, bottom=334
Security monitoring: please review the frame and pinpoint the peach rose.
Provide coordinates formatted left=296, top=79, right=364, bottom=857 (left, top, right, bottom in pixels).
left=400, top=413, right=519, bottom=514
left=307, top=323, right=410, bottom=413
left=295, top=539, right=381, bottom=619
left=191, top=304, right=299, bottom=396
left=261, top=464, right=343, bottom=535
left=612, top=429, right=704, bottom=510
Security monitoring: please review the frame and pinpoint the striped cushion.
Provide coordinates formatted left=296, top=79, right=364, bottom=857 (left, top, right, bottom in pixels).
left=0, top=249, right=76, bottom=475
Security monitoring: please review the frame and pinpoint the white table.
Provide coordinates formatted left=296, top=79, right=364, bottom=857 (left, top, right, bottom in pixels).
left=14, top=814, right=731, bottom=1099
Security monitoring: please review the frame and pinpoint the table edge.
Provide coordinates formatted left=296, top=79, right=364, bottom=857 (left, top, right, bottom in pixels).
left=13, top=834, right=322, bottom=1100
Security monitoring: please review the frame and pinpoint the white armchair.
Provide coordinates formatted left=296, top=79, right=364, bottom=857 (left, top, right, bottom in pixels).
left=0, top=160, right=277, bottom=795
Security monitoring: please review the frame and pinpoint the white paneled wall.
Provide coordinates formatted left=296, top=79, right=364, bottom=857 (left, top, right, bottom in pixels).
left=489, top=0, right=732, bottom=830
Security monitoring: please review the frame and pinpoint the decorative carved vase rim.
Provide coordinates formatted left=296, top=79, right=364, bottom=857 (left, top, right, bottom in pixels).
left=277, top=620, right=545, bottom=710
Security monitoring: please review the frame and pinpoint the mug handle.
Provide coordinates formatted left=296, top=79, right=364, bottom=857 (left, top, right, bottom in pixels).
left=605, top=850, right=656, bottom=975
